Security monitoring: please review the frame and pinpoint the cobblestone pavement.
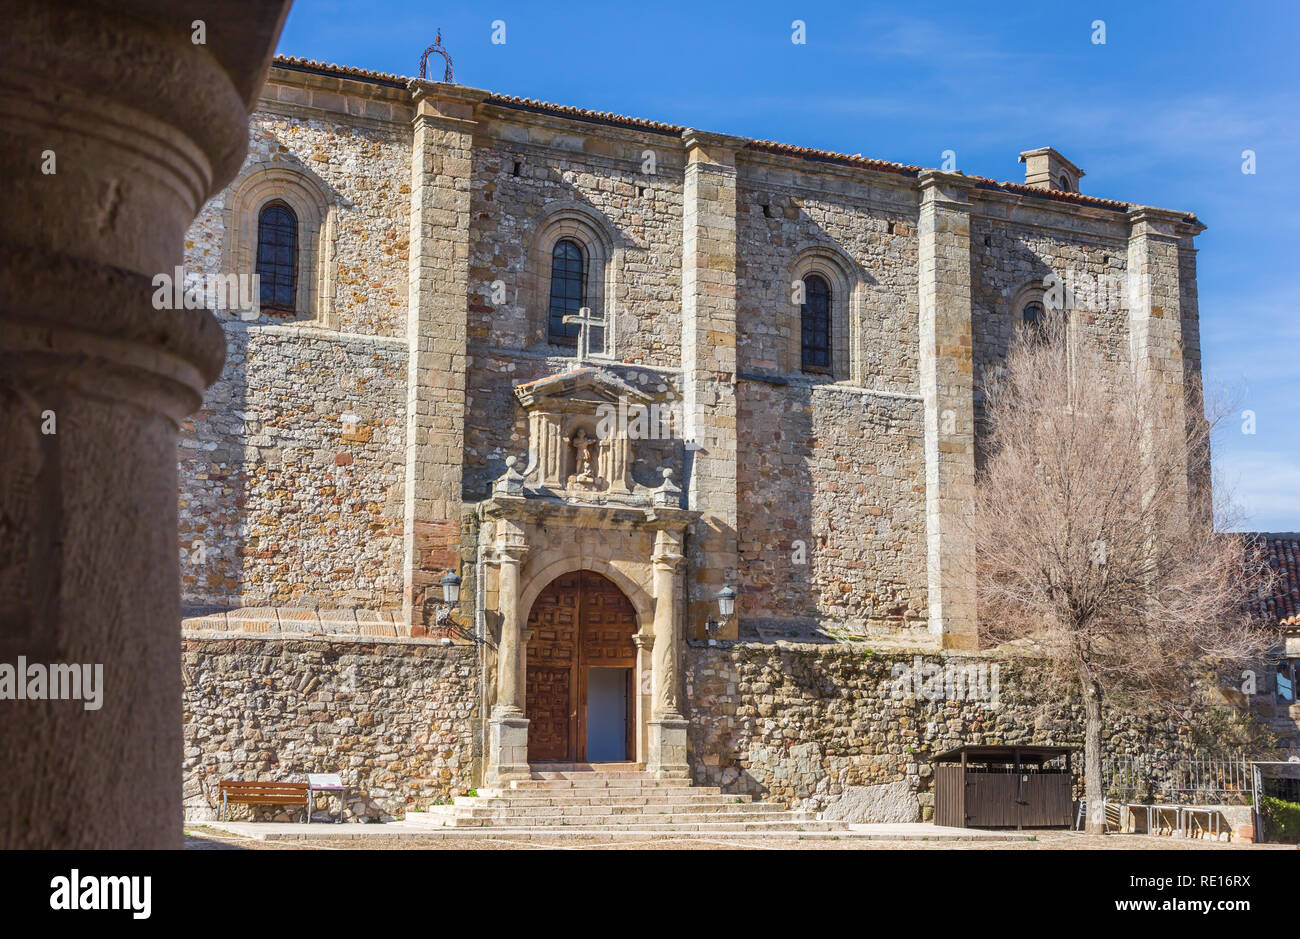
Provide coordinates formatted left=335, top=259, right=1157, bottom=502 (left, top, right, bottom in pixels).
left=184, top=826, right=1291, bottom=851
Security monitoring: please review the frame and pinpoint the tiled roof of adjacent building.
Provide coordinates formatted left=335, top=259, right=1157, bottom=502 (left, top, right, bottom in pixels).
left=1253, top=533, right=1300, bottom=626
left=267, top=55, right=1201, bottom=223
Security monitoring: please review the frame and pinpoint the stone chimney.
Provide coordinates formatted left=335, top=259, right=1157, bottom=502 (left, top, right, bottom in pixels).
left=1018, top=147, right=1085, bottom=193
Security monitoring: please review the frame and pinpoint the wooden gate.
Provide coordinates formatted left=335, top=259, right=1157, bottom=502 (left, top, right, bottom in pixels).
left=933, top=746, right=1077, bottom=828
left=524, top=571, right=637, bottom=762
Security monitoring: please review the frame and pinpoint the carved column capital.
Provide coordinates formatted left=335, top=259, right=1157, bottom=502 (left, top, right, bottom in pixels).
left=496, top=543, right=529, bottom=565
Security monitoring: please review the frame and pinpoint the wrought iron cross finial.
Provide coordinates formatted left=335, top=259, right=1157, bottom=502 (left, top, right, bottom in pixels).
left=419, top=29, right=455, bottom=82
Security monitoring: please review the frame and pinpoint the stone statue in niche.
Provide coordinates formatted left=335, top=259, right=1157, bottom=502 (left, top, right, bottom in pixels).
left=568, top=428, right=598, bottom=490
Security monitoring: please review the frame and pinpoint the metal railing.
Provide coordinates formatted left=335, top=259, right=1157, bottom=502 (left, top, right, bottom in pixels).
left=1100, top=755, right=1253, bottom=804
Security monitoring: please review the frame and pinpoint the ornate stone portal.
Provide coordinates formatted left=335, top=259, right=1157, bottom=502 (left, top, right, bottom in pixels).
left=481, top=367, right=697, bottom=782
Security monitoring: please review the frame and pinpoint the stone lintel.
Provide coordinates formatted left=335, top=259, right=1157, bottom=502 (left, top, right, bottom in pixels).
left=477, top=494, right=699, bottom=534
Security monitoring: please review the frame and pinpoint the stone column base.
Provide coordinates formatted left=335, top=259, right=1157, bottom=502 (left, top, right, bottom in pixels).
left=486, top=714, right=531, bottom=785
left=646, top=717, right=690, bottom=779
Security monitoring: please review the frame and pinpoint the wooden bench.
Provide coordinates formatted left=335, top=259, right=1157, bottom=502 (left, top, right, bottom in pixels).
left=218, top=780, right=309, bottom=822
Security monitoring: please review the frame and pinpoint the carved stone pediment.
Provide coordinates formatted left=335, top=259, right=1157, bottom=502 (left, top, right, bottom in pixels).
left=498, top=367, right=680, bottom=507
left=514, top=367, right=653, bottom=411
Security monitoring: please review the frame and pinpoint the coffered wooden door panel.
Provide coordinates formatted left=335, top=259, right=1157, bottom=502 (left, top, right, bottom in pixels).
left=525, top=570, right=637, bottom=762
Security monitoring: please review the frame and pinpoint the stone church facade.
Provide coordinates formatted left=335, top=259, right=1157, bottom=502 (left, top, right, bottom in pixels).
left=178, top=58, right=1210, bottom=808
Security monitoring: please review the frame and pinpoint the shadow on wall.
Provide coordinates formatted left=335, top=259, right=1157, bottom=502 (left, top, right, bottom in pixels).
left=177, top=136, right=407, bottom=619
left=734, top=203, right=923, bottom=639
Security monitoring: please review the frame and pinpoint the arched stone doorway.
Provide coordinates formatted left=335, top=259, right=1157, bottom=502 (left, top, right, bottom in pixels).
left=525, top=570, right=638, bottom=762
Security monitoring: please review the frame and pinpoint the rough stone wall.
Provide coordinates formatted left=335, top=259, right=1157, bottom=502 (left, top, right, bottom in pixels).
left=182, top=635, right=478, bottom=821
left=970, top=213, right=1131, bottom=427
left=735, top=174, right=919, bottom=393
left=179, top=94, right=414, bottom=612
left=179, top=326, right=407, bottom=610
left=732, top=168, right=925, bottom=635
left=461, top=121, right=686, bottom=501
left=187, top=105, right=414, bottom=336
left=465, top=125, right=685, bottom=366
left=736, top=382, right=927, bottom=635
left=685, top=643, right=1224, bottom=817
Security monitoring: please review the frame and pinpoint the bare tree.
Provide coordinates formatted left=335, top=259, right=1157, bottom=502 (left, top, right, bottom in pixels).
left=971, top=314, right=1274, bottom=834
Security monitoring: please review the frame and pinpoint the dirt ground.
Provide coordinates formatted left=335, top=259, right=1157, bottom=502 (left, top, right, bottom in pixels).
left=183, top=825, right=1293, bottom=851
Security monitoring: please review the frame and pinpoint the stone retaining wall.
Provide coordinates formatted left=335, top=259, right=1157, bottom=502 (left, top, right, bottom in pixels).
left=181, top=632, right=1265, bottom=824
left=182, top=635, right=478, bottom=822
left=684, top=642, right=1250, bottom=820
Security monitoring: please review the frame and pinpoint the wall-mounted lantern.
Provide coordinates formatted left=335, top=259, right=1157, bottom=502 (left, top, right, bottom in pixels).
left=704, top=585, right=736, bottom=641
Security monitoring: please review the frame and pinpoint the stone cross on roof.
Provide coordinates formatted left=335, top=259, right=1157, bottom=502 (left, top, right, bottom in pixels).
left=561, top=306, right=606, bottom=363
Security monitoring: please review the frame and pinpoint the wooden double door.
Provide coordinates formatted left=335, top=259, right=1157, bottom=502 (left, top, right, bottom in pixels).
left=525, top=571, right=637, bottom=762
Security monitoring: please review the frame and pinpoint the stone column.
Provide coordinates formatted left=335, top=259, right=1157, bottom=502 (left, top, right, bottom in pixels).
left=916, top=171, right=977, bottom=650
left=631, top=632, right=654, bottom=766
left=1126, top=207, right=1201, bottom=534
left=0, top=0, right=289, bottom=849
left=487, top=519, right=529, bottom=782
left=647, top=528, right=688, bottom=778
left=517, top=627, right=534, bottom=716
left=680, top=130, right=741, bottom=639
left=403, top=83, right=488, bottom=633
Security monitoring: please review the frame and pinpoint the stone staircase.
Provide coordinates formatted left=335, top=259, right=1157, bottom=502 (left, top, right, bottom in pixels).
left=404, top=763, right=839, bottom=834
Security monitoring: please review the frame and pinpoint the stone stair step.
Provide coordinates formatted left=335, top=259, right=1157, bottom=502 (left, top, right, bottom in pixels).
left=448, top=803, right=790, bottom=818
left=507, top=778, right=700, bottom=789
left=501, top=780, right=702, bottom=785
left=528, top=762, right=645, bottom=773
left=411, top=817, right=836, bottom=833
left=403, top=771, right=827, bottom=835
left=453, top=794, right=754, bottom=807
left=437, top=810, right=817, bottom=826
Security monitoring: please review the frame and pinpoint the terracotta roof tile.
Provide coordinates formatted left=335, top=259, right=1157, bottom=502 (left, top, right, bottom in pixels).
left=483, top=94, right=685, bottom=135
left=1251, top=533, right=1300, bottom=625
left=742, top=138, right=922, bottom=176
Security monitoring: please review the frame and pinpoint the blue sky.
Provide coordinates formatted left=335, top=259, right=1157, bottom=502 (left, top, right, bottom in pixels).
left=278, top=0, right=1299, bottom=531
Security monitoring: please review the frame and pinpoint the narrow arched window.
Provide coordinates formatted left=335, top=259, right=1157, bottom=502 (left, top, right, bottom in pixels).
left=256, top=201, right=298, bottom=312
left=548, top=239, right=586, bottom=346
left=1022, top=300, right=1045, bottom=328
left=801, top=273, right=831, bottom=372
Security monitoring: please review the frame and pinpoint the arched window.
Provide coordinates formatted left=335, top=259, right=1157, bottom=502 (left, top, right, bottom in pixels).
left=548, top=238, right=586, bottom=346
left=256, top=201, right=298, bottom=312
left=1022, top=300, right=1045, bottom=329
left=1058, top=174, right=1072, bottom=192
left=800, top=273, right=831, bottom=372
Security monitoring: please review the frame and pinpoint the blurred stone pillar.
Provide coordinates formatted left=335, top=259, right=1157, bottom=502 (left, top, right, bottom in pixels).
left=0, top=0, right=289, bottom=848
